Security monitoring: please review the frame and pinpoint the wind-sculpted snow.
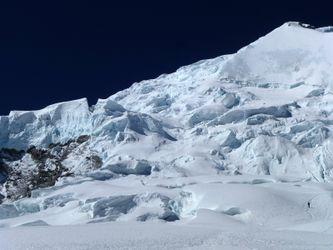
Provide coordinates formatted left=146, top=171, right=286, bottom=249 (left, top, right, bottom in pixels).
left=1, top=23, right=333, bottom=246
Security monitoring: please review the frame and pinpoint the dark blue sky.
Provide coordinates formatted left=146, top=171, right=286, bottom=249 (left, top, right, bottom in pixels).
left=0, top=1, right=332, bottom=115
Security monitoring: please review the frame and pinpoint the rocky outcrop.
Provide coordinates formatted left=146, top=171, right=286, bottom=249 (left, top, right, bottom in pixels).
left=0, top=135, right=98, bottom=201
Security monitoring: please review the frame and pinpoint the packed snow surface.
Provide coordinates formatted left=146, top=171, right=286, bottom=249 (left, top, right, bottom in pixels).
left=1, top=22, right=333, bottom=249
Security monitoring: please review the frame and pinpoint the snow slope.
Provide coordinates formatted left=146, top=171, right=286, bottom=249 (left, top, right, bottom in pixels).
left=1, top=22, right=333, bottom=249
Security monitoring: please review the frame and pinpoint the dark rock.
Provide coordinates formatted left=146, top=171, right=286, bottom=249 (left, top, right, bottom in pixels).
left=76, top=135, right=91, bottom=144
left=3, top=135, right=89, bottom=201
left=85, top=155, right=103, bottom=170
left=136, top=213, right=157, bottom=222
left=0, top=162, right=9, bottom=184
left=0, top=148, right=25, bottom=161
left=159, top=210, right=180, bottom=222
left=27, top=146, right=49, bottom=162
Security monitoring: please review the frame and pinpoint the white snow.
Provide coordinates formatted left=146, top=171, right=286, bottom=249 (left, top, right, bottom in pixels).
left=1, top=22, right=333, bottom=249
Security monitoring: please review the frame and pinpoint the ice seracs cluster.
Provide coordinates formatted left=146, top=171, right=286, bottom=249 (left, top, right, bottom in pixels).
left=0, top=22, right=333, bottom=227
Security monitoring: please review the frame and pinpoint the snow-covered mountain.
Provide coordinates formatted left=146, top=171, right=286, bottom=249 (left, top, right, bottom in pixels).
left=1, top=22, right=333, bottom=249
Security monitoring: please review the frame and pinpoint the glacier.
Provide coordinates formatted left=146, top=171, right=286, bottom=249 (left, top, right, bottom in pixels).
left=1, top=22, right=333, bottom=249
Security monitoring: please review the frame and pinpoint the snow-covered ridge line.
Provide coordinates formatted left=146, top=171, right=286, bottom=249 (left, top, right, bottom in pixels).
left=1, top=21, right=332, bottom=149
left=286, top=21, right=333, bottom=32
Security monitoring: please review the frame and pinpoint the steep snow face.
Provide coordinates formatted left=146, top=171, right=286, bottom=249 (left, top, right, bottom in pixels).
left=1, top=22, right=333, bottom=229
left=222, top=22, right=333, bottom=87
